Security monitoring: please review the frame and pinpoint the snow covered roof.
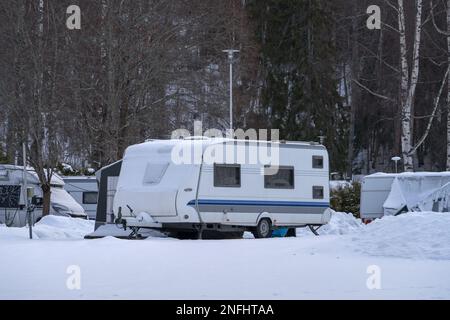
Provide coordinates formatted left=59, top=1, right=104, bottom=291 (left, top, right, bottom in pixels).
left=62, top=175, right=97, bottom=180
left=0, top=165, right=64, bottom=186
left=367, top=171, right=450, bottom=179
left=125, top=138, right=325, bottom=157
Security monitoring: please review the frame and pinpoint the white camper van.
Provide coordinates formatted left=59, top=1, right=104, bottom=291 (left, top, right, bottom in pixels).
left=0, top=165, right=87, bottom=227
left=63, top=176, right=98, bottom=220
left=113, top=138, right=331, bottom=238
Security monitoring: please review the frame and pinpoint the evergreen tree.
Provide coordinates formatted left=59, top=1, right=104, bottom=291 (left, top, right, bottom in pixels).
left=247, top=0, right=347, bottom=172
left=0, top=145, right=8, bottom=164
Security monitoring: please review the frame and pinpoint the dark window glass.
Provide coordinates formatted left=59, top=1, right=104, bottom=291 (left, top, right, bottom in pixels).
left=214, top=164, right=241, bottom=187
left=83, top=191, right=98, bottom=204
left=264, top=166, right=294, bottom=189
left=313, top=186, right=324, bottom=199
left=312, top=156, right=324, bottom=169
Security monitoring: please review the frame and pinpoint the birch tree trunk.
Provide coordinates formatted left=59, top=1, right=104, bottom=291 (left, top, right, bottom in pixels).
left=398, top=0, right=423, bottom=172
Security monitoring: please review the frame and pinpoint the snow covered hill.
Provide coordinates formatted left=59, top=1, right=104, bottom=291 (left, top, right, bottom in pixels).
left=1, top=212, right=449, bottom=299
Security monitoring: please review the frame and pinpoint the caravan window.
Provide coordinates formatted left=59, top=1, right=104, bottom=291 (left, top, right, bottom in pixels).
left=0, top=185, right=21, bottom=208
left=312, top=156, right=324, bottom=169
left=83, top=192, right=98, bottom=204
left=143, top=162, right=169, bottom=185
left=214, top=164, right=241, bottom=188
left=0, top=169, right=8, bottom=181
left=312, top=186, right=324, bottom=199
left=264, top=166, right=294, bottom=189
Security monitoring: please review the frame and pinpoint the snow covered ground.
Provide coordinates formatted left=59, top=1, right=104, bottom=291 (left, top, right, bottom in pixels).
left=1, top=213, right=450, bottom=299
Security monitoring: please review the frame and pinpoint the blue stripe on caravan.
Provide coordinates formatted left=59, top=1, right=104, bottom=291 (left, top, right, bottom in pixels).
left=187, top=199, right=329, bottom=208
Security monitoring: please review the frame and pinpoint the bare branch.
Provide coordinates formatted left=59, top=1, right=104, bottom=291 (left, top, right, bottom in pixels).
left=352, top=79, right=395, bottom=101
left=409, top=64, right=450, bottom=155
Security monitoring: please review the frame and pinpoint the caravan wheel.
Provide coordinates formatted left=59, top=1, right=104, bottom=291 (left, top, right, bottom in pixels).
left=253, top=218, right=272, bottom=238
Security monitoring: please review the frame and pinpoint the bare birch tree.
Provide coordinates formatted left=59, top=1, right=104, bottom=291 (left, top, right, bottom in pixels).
left=398, top=0, right=423, bottom=171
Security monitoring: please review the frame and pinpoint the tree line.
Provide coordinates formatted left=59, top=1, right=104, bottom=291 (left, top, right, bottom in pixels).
left=1, top=1, right=449, bottom=211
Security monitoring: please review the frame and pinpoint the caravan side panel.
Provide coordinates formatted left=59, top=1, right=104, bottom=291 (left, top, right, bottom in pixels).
left=196, top=142, right=330, bottom=227
left=360, top=175, right=395, bottom=219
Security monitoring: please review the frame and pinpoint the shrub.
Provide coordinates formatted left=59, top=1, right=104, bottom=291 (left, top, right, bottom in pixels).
left=330, top=181, right=361, bottom=218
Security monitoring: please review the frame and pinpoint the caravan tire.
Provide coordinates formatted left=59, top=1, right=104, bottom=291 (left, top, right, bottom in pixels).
left=253, top=218, right=272, bottom=239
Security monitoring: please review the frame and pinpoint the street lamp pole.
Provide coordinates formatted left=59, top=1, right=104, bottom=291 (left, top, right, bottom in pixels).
left=391, top=156, right=401, bottom=173
left=22, top=143, right=32, bottom=239
left=223, top=49, right=239, bottom=132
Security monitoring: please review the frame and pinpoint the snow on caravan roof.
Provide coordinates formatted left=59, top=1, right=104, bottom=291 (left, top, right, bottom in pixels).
left=368, top=172, right=450, bottom=179
left=124, top=138, right=326, bottom=158
left=0, top=164, right=64, bottom=186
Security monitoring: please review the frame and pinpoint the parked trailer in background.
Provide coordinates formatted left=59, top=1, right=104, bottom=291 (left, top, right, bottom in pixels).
left=84, top=161, right=126, bottom=239
left=360, top=173, right=397, bottom=222
left=0, top=165, right=87, bottom=227
left=113, top=138, right=332, bottom=238
left=63, top=176, right=98, bottom=220
left=360, top=172, right=450, bottom=222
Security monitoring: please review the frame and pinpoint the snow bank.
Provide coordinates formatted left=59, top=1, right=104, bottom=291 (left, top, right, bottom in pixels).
left=86, top=223, right=167, bottom=239
left=0, top=215, right=94, bottom=240
left=297, top=211, right=364, bottom=236
left=351, top=212, right=450, bottom=260
left=295, top=210, right=450, bottom=261
left=1, top=210, right=449, bottom=262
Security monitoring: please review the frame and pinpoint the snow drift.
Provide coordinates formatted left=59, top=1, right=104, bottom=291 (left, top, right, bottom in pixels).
left=297, top=210, right=364, bottom=236
left=351, top=212, right=450, bottom=260
left=1, top=210, right=449, bottom=261
left=0, top=215, right=94, bottom=240
left=1, top=210, right=450, bottom=299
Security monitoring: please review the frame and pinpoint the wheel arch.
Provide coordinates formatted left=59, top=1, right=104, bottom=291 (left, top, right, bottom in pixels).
left=255, top=212, right=273, bottom=226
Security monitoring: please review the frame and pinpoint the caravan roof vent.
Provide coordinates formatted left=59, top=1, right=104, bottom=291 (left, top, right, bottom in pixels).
left=183, top=136, right=210, bottom=140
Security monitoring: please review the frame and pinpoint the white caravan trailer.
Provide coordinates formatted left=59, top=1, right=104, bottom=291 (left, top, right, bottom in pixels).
left=113, top=138, right=331, bottom=238
left=0, top=165, right=87, bottom=227
left=63, top=176, right=98, bottom=220
left=360, top=172, right=450, bottom=222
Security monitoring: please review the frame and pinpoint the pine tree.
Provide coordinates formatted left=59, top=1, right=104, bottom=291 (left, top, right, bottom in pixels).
left=247, top=0, right=347, bottom=172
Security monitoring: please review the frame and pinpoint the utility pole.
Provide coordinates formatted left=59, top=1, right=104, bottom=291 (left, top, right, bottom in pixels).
left=22, top=143, right=32, bottom=239
left=223, top=49, right=239, bottom=132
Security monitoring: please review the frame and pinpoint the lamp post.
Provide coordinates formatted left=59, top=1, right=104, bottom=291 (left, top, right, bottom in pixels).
left=223, top=49, right=239, bottom=132
left=22, top=143, right=32, bottom=239
left=391, top=156, right=401, bottom=173
left=318, top=135, right=326, bottom=145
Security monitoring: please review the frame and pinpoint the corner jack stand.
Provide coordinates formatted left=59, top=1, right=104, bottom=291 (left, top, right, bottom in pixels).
left=308, top=225, right=321, bottom=236
left=128, top=227, right=141, bottom=239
